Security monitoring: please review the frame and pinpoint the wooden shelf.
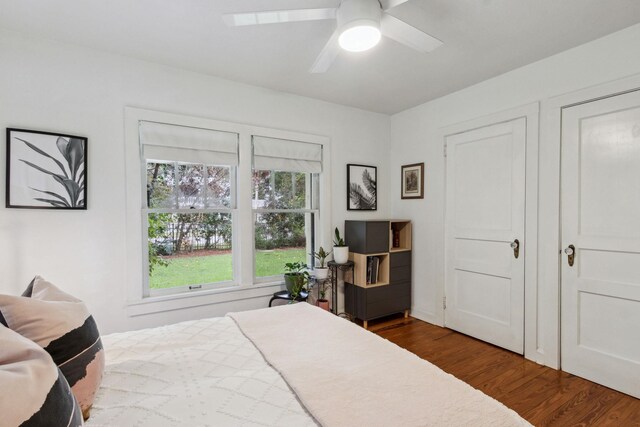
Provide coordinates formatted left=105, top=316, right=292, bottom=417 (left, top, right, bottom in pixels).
left=390, top=221, right=412, bottom=251
left=344, top=220, right=412, bottom=326
left=349, top=252, right=389, bottom=288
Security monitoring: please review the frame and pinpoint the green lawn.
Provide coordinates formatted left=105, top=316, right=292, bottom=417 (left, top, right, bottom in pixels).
left=150, top=248, right=306, bottom=289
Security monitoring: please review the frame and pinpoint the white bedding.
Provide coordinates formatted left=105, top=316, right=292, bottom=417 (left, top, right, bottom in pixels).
left=231, top=304, right=530, bottom=427
left=89, top=305, right=529, bottom=427
left=87, top=317, right=316, bottom=427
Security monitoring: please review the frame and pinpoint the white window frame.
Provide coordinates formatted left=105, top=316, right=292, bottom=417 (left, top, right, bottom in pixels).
left=123, top=107, right=332, bottom=316
left=252, top=170, right=320, bottom=283
left=142, top=162, right=238, bottom=297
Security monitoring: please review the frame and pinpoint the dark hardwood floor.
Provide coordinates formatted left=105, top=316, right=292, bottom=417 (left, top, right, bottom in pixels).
left=366, top=314, right=639, bottom=426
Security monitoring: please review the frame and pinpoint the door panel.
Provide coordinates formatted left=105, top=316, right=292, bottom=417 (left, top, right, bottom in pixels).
left=455, top=270, right=511, bottom=325
left=445, top=118, right=526, bottom=354
left=454, top=133, right=513, bottom=232
left=561, top=89, right=640, bottom=398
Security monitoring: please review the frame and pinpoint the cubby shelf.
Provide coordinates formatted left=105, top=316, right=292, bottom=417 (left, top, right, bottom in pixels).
left=344, top=220, right=412, bottom=329
left=390, top=220, right=412, bottom=252
left=349, top=252, right=390, bottom=288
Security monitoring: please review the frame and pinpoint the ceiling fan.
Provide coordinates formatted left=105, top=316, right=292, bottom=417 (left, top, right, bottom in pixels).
left=223, top=0, right=443, bottom=73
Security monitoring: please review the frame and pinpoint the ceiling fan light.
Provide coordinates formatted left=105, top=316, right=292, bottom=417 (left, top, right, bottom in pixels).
left=339, top=24, right=381, bottom=52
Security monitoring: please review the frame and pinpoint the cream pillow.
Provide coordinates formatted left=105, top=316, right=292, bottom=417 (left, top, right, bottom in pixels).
left=0, top=276, right=105, bottom=420
left=0, top=324, right=83, bottom=426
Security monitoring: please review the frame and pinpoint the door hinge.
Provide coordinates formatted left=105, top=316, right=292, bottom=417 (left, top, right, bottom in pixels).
left=443, top=144, right=447, bottom=157
left=443, top=296, right=447, bottom=310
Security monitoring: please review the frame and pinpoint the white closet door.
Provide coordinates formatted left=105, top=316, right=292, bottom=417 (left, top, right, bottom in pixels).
left=561, top=90, right=640, bottom=398
left=445, top=118, right=526, bottom=354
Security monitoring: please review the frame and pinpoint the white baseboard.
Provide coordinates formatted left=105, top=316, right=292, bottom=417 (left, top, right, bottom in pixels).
left=409, top=306, right=444, bottom=327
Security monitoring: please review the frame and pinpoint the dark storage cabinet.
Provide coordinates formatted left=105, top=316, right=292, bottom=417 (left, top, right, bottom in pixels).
left=345, top=220, right=390, bottom=254
left=345, top=281, right=411, bottom=322
left=390, top=251, right=411, bottom=268
left=344, top=220, right=412, bottom=329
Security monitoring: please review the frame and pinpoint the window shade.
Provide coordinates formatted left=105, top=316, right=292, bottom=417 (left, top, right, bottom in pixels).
left=252, top=136, right=322, bottom=173
left=140, top=121, right=239, bottom=166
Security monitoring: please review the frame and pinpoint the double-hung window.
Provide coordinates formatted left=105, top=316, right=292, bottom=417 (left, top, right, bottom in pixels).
left=140, top=121, right=239, bottom=296
left=252, top=136, right=322, bottom=280
left=127, top=107, right=331, bottom=311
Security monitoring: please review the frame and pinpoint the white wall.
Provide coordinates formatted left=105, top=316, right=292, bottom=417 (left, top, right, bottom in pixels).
left=389, top=23, right=640, bottom=367
left=0, top=30, right=390, bottom=334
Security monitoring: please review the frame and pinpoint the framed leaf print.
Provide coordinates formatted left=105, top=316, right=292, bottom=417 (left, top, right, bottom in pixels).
left=347, top=164, right=377, bottom=211
left=6, top=128, right=87, bottom=209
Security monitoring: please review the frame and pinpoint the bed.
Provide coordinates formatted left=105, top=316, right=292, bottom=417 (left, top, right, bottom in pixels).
left=87, top=303, right=530, bottom=427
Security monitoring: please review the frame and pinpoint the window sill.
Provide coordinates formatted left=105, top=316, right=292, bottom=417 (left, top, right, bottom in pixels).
left=127, top=281, right=284, bottom=317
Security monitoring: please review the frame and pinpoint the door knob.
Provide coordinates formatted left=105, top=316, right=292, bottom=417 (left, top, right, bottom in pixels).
left=511, top=239, right=520, bottom=259
left=564, top=244, right=575, bottom=267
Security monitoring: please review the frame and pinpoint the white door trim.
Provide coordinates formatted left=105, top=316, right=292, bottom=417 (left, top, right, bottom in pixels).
left=438, top=102, right=540, bottom=361
left=540, top=72, right=640, bottom=369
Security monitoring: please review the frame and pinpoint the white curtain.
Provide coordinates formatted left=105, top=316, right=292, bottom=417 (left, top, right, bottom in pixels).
left=252, top=136, right=322, bottom=173
left=140, top=121, right=238, bottom=165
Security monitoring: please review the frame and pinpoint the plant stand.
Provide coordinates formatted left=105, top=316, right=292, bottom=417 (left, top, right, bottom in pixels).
left=328, top=260, right=355, bottom=320
left=268, top=290, right=309, bottom=307
left=310, top=275, right=330, bottom=308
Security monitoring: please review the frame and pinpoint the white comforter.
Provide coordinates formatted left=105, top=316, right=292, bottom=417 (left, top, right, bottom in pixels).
left=87, top=317, right=316, bottom=427
left=231, top=304, right=530, bottom=427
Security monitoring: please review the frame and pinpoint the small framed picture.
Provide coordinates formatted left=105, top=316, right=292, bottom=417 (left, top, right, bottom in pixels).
left=6, top=128, right=87, bottom=209
left=347, top=164, right=377, bottom=210
left=401, top=163, right=424, bottom=199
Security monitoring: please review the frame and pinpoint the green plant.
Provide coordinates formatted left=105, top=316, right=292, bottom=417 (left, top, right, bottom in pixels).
left=284, top=262, right=310, bottom=301
left=148, top=213, right=170, bottom=274
left=317, top=280, right=330, bottom=300
left=333, top=227, right=346, bottom=247
left=284, top=262, right=308, bottom=274
left=310, top=246, right=332, bottom=268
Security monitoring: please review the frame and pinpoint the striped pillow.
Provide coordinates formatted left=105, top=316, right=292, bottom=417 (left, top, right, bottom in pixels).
left=0, top=324, right=83, bottom=426
left=0, top=276, right=105, bottom=420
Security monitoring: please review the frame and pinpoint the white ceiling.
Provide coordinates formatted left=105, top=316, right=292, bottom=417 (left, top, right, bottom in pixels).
left=1, top=0, right=640, bottom=114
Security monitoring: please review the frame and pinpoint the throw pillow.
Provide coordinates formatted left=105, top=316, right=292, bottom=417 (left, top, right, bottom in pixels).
left=0, top=324, right=83, bottom=426
left=0, top=276, right=105, bottom=420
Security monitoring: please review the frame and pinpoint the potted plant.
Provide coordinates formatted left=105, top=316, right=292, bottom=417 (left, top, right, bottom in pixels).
left=316, top=280, right=330, bottom=311
left=333, top=227, right=349, bottom=264
left=310, top=246, right=331, bottom=280
left=284, top=262, right=310, bottom=299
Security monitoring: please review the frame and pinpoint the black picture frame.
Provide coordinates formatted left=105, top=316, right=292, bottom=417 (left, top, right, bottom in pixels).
left=6, top=128, right=88, bottom=210
left=347, top=163, right=377, bottom=211
left=401, top=162, right=424, bottom=199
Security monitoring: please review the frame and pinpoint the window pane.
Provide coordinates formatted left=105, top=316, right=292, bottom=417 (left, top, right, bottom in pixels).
left=147, top=162, right=175, bottom=208
left=255, top=212, right=311, bottom=277
left=206, top=166, right=232, bottom=208
left=177, top=164, right=205, bottom=208
left=148, top=212, right=233, bottom=289
left=252, top=170, right=309, bottom=209
left=148, top=162, right=232, bottom=209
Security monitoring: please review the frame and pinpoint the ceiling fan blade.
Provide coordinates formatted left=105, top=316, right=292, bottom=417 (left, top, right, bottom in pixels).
left=223, top=8, right=336, bottom=27
left=309, top=31, right=340, bottom=74
left=380, top=0, right=411, bottom=11
left=380, top=14, right=443, bottom=53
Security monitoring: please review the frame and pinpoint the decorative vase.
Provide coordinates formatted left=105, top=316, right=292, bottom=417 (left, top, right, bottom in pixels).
left=315, top=267, right=329, bottom=280
left=333, top=246, right=349, bottom=264
left=317, top=299, right=330, bottom=311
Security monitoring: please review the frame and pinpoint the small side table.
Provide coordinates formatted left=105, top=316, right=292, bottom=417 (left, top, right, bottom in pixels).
left=268, top=290, right=309, bottom=307
left=327, top=260, right=355, bottom=318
